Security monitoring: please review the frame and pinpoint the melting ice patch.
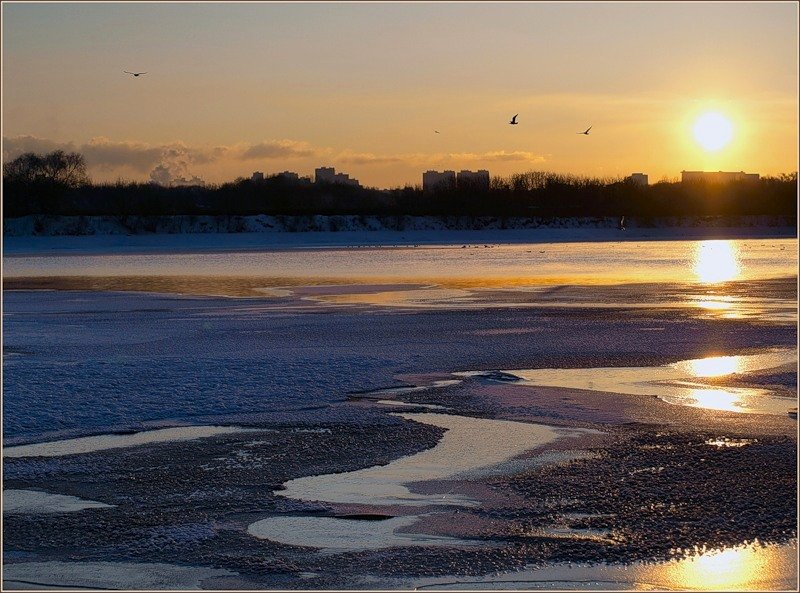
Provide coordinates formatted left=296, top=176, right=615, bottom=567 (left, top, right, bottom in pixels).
left=4, top=426, right=257, bottom=458
left=460, top=349, right=798, bottom=415
left=3, top=489, right=114, bottom=514
left=1, top=561, right=235, bottom=590
left=247, top=515, right=480, bottom=551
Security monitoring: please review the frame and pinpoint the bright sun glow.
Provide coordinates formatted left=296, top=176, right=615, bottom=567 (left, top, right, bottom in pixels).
left=693, top=240, right=741, bottom=283
left=693, top=112, right=734, bottom=152
left=685, top=355, right=741, bottom=378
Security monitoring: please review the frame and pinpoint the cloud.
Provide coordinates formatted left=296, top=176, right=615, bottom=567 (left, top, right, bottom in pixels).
left=239, top=140, right=317, bottom=160
left=3, top=135, right=76, bottom=162
left=81, top=137, right=164, bottom=171
left=333, top=149, right=548, bottom=167
left=2, top=135, right=206, bottom=173
left=446, top=150, right=548, bottom=163
left=336, top=151, right=405, bottom=165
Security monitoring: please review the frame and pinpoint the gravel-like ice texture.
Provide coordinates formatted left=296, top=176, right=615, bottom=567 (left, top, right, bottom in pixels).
left=3, top=489, right=114, bottom=514
left=3, top=287, right=795, bottom=443
left=2, top=285, right=796, bottom=589
left=276, top=413, right=594, bottom=506
left=1, top=560, right=234, bottom=590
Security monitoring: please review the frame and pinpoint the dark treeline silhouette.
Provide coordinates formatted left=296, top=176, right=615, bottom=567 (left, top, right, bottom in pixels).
left=3, top=151, right=797, bottom=220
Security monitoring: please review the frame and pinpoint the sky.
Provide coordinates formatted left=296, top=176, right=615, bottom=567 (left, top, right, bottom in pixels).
left=2, top=2, right=798, bottom=188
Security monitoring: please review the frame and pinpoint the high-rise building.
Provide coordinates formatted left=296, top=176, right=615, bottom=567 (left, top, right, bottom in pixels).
left=457, top=169, right=490, bottom=191
left=251, top=171, right=265, bottom=182
left=422, top=170, right=456, bottom=192
left=628, top=173, right=648, bottom=186
left=681, top=170, right=759, bottom=184
left=315, top=167, right=360, bottom=187
left=315, top=167, right=336, bottom=184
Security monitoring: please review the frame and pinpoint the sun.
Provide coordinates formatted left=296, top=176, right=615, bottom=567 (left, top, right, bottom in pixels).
left=693, top=112, right=734, bottom=152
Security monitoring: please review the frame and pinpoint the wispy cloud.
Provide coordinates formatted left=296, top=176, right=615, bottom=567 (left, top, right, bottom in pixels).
left=238, top=140, right=318, bottom=160
left=335, top=149, right=548, bottom=167
left=336, top=151, right=406, bottom=165
left=445, top=150, right=547, bottom=163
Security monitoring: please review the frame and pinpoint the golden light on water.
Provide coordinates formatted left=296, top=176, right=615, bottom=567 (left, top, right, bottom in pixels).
left=688, top=355, right=740, bottom=377
left=693, top=240, right=741, bottom=283
left=687, top=388, right=742, bottom=412
left=654, top=544, right=783, bottom=590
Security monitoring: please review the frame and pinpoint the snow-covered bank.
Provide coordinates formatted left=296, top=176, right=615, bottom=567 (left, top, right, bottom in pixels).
left=4, top=213, right=795, bottom=237
left=3, top=214, right=796, bottom=255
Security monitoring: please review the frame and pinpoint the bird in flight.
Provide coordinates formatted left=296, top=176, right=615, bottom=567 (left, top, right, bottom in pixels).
left=578, top=126, right=592, bottom=135
left=434, top=130, right=440, bottom=134
left=124, top=71, right=147, bottom=77
left=509, top=114, right=519, bottom=125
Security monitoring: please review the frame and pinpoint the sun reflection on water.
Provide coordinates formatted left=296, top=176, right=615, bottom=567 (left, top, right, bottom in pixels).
left=685, top=388, right=744, bottom=412
left=651, top=542, right=790, bottom=590
left=693, top=240, right=741, bottom=283
left=686, top=355, right=740, bottom=377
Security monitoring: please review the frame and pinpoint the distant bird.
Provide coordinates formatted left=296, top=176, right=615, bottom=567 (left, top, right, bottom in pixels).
left=124, top=71, right=147, bottom=77
left=434, top=130, right=440, bottom=134
left=509, top=114, right=519, bottom=125
left=578, top=126, right=592, bottom=135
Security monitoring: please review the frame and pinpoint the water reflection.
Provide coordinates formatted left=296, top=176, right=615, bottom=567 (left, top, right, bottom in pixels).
left=410, top=540, right=798, bottom=590
left=485, top=349, right=797, bottom=415
left=694, top=240, right=741, bottom=283
left=684, top=388, right=742, bottom=412
left=684, top=355, right=739, bottom=377
left=654, top=542, right=791, bottom=590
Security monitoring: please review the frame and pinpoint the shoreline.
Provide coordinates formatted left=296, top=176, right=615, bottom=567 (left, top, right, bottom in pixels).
left=3, top=222, right=796, bottom=257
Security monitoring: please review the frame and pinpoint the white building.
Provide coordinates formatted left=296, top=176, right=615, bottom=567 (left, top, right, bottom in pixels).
left=422, top=170, right=456, bottom=192
left=457, top=169, right=490, bottom=191
left=628, top=173, right=648, bottom=186
left=681, top=170, right=759, bottom=184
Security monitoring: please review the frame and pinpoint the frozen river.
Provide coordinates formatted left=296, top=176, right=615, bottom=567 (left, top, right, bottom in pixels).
left=3, top=237, right=797, bottom=286
left=2, top=234, right=797, bottom=590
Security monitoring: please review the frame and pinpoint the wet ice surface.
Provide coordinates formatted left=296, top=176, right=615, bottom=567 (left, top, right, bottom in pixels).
left=277, top=413, right=595, bottom=507
left=247, top=515, right=481, bottom=551
left=1, top=560, right=234, bottom=590
left=2, top=239, right=797, bottom=589
left=247, top=411, right=599, bottom=552
left=4, top=285, right=796, bottom=443
left=461, top=349, right=798, bottom=416
left=3, top=489, right=114, bottom=514
left=3, top=426, right=257, bottom=458
left=5, top=237, right=796, bottom=285
left=407, top=540, right=799, bottom=591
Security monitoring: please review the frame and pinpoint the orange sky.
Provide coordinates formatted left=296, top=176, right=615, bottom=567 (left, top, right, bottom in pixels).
left=3, top=2, right=798, bottom=187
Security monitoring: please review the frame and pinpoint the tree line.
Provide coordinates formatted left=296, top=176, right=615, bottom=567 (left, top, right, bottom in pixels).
left=3, top=150, right=797, bottom=220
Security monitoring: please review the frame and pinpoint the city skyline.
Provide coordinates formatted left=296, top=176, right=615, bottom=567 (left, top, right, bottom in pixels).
left=2, top=2, right=797, bottom=188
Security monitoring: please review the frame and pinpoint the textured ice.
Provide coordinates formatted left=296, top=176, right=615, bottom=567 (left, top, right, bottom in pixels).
left=4, top=426, right=256, bottom=458
left=276, top=413, right=599, bottom=507
left=247, top=515, right=480, bottom=551
left=1, top=561, right=234, bottom=590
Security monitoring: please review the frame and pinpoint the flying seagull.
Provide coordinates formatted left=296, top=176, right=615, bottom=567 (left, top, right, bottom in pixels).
left=509, top=114, right=519, bottom=125
left=578, top=126, right=592, bottom=135
left=124, top=71, right=147, bottom=77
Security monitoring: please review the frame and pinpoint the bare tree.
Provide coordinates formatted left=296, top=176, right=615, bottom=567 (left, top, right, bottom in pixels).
left=3, top=150, right=89, bottom=187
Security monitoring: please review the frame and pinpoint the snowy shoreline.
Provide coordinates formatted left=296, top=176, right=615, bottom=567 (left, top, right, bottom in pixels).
left=3, top=213, right=796, bottom=256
